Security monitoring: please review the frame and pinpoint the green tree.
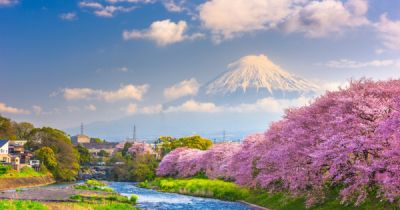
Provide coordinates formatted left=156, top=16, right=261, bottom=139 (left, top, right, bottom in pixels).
left=0, top=115, right=16, bottom=140
left=98, top=150, right=109, bottom=157
left=110, top=153, right=158, bottom=182
left=35, top=147, right=57, bottom=170
left=122, top=142, right=132, bottom=157
left=158, top=135, right=213, bottom=156
left=76, top=144, right=91, bottom=165
left=27, top=127, right=80, bottom=181
left=129, top=154, right=158, bottom=181
left=12, top=122, right=34, bottom=139
left=90, top=138, right=104, bottom=143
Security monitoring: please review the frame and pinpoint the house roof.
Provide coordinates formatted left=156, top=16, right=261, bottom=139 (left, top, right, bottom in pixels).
left=0, top=140, right=9, bottom=148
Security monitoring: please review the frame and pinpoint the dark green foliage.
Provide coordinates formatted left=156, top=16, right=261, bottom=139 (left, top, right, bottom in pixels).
left=98, top=150, right=109, bottom=157
left=121, top=142, right=132, bottom=157
left=0, top=164, right=11, bottom=175
left=12, top=122, right=34, bottom=140
left=35, top=146, right=57, bottom=170
left=0, top=115, right=16, bottom=140
left=76, top=144, right=91, bottom=164
left=27, top=127, right=80, bottom=181
left=110, top=153, right=158, bottom=182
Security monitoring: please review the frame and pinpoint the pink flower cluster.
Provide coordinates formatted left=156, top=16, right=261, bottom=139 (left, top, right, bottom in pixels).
left=157, top=142, right=240, bottom=179
left=127, top=142, right=155, bottom=156
left=115, top=141, right=155, bottom=156
left=157, top=79, right=400, bottom=206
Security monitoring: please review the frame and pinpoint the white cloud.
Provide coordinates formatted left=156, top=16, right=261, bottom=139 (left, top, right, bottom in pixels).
left=164, top=97, right=311, bottom=114
left=62, top=84, right=149, bottom=102
left=85, top=104, right=97, bottom=111
left=198, top=0, right=369, bottom=42
left=32, top=105, right=43, bottom=115
left=125, top=103, right=138, bottom=115
left=123, top=19, right=204, bottom=46
left=164, top=78, right=199, bottom=100
left=162, top=0, right=185, bottom=12
left=79, top=1, right=135, bottom=17
left=199, top=0, right=291, bottom=41
left=141, top=104, right=163, bottom=114
left=226, top=96, right=311, bottom=113
left=79, top=1, right=103, bottom=9
left=106, top=0, right=154, bottom=3
left=0, top=0, right=18, bottom=6
left=101, top=84, right=149, bottom=102
left=322, top=59, right=397, bottom=68
left=284, top=0, right=369, bottom=38
left=64, top=88, right=95, bottom=100
left=165, top=100, right=220, bottom=113
left=0, top=102, right=29, bottom=114
left=376, top=14, right=400, bottom=51
left=59, top=12, right=77, bottom=21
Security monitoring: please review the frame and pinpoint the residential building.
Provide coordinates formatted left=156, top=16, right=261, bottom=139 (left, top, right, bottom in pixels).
left=71, top=134, right=91, bottom=145
left=0, top=140, right=10, bottom=163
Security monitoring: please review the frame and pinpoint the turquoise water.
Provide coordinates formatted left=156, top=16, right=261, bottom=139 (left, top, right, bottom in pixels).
left=108, top=182, right=252, bottom=210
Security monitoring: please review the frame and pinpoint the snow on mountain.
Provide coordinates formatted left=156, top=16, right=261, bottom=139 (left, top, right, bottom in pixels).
left=206, top=54, right=319, bottom=95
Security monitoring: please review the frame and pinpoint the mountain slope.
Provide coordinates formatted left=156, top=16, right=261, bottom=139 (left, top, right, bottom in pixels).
left=206, top=54, right=319, bottom=96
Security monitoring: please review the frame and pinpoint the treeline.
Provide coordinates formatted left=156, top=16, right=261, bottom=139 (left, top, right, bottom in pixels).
left=157, top=79, right=400, bottom=207
left=108, top=135, right=213, bottom=182
left=0, top=115, right=79, bottom=181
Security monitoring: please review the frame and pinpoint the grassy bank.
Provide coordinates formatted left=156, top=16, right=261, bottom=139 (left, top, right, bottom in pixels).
left=0, top=180, right=139, bottom=210
left=0, top=167, right=46, bottom=178
left=140, top=178, right=398, bottom=210
left=0, top=174, right=55, bottom=190
left=0, top=200, right=138, bottom=210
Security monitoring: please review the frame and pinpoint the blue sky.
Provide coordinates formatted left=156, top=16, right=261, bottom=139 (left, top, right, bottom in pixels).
left=1, top=0, right=400, bottom=139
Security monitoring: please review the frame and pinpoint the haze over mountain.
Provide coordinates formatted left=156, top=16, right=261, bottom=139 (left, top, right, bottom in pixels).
left=65, top=54, right=320, bottom=141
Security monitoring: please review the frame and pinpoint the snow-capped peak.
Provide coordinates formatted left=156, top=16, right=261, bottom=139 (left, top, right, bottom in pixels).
left=206, top=54, right=319, bottom=95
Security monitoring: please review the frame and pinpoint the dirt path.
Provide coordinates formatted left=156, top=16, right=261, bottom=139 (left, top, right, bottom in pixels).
left=0, top=186, right=112, bottom=202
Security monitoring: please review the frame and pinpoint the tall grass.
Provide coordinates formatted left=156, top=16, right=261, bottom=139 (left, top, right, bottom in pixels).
left=142, top=178, right=400, bottom=210
left=146, top=178, right=250, bottom=201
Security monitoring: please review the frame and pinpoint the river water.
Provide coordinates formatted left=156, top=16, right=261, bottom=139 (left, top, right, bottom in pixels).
left=107, top=182, right=252, bottom=210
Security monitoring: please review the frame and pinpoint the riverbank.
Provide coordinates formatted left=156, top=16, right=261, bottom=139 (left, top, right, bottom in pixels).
left=139, top=178, right=399, bottom=210
left=0, top=180, right=139, bottom=210
left=0, top=174, right=55, bottom=190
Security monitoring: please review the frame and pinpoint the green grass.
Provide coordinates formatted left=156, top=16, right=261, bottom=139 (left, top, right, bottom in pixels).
left=142, top=178, right=400, bottom=210
left=0, top=166, right=46, bottom=178
left=141, top=178, right=250, bottom=201
left=0, top=200, right=48, bottom=210
left=74, top=179, right=114, bottom=192
left=70, top=193, right=137, bottom=205
left=44, top=201, right=139, bottom=210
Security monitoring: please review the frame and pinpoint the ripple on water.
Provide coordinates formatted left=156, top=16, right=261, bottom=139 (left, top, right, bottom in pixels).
left=108, top=182, right=252, bottom=210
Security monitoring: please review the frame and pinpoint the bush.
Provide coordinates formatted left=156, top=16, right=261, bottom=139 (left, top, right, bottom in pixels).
left=0, top=164, right=11, bottom=175
left=74, top=180, right=114, bottom=192
left=130, top=194, right=138, bottom=204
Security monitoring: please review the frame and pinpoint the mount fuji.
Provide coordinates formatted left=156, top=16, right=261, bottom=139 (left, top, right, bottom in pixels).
left=197, top=54, right=319, bottom=104
left=66, top=54, right=321, bottom=141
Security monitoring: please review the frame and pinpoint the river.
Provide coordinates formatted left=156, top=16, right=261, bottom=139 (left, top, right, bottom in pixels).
left=107, top=182, right=252, bottom=210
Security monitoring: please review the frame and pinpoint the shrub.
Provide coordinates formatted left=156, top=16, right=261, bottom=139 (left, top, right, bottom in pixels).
left=0, top=164, right=11, bottom=175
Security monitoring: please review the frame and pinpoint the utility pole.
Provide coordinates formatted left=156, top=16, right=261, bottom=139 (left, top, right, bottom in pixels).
left=133, top=125, right=136, bottom=142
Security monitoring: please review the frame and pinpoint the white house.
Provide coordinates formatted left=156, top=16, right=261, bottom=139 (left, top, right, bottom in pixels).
left=0, top=140, right=10, bottom=163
